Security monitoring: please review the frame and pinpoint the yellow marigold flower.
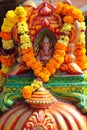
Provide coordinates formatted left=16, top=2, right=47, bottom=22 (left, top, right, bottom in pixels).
left=61, top=23, right=72, bottom=33
left=73, top=8, right=80, bottom=19
left=21, top=42, right=32, bottom=49
left=3, top=18, right=17, bottom=26
left=31, top=79, right=43, bottom=91
left=2, top=39, right=14, bottom=49
left=20, top=34, right=30, bottom=43
left=17, top=21, right=28, bottom=28
left=80, top=22, right=86, bottom=30
left=14, top=6, right=27, bottom=18
left=17, top=21, right=29, bottom=34
left=67, top=6, right=76, bottom=16
left=58, top=35, right=69, bottom=45
left=20, top=34, right=32, bottom=48
left=78, top=15, right=84, bottom=22
left=78, top=33, right=85, bottom=43
left=6, top=10, right=16, bottom=19
left=1, top=24, right=14, bottom=32
left=1, top=64, right=11, bottom=74
left=73, top=9, right=84, bottom=22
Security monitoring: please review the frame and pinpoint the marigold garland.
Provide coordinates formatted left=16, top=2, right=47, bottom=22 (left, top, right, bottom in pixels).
left=0, top=3, right=86, bottom=99
left=22, top=43, right=67, bottom=82
left=74, top=22, right=87, bottom=70
left=15, top=12, right=71, bottom=83
left=0, top=6, right=27, bottom=87
left=56, top=2, right=84, bottom=23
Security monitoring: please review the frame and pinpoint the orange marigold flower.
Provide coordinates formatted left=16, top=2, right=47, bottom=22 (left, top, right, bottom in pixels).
left=46, top=63, right=56, bottom=74
left=0, top=56, right=15, bottom=66
left=42, top=75, right=49, bottom=82
left=34, top=69, right=42, bottom=76
left=53, top=54, right=64, bottom=64
left=0, top=32, right=12, bottom=40
left=31, top=61, right=42, bottom=70
left=55, top=43, right=67, bottom=50
left=47, top=58, right=60, bottom=70
left=43, top=68, right=51, bottom=76
left=22, top=86, right=34, bottom=99
left=26, top=57, right=36, bottom=67
left=38, top=72, right=50, bottom=82
left=76, top=61, right=86, bottom=70
left=63, top=16, right=74, bottom=24
left=51, top=59, right=60, bottom=69
left=62, top=4, right=70, bottom=15
left=21, top=47, right=33, bottom=54
left=76, top=60, right=85, bottom=65
left=48, top=58, right=55, bottom=64
left=55, top=49, right=65, bottom=56
left=76, top=55, right=86, bottom=62
left=56, top=2, right=64, bottom=14
left=75, top=48, right=86, bottom=56
left=22, top=52, right=34, bottom=62
left=77, top=15, right=84, bottom=22
left=75, top=43, right=85, bottom=49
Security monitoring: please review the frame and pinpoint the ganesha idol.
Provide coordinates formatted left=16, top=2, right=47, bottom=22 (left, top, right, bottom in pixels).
left=0, top=0, right=87, bottom=130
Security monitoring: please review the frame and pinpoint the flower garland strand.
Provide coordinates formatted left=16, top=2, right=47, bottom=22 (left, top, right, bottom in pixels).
left=56, top=2, right=84, bottom=23
left=0, top=3, right=86, bottom=99
left=0, top=6, right=27, bottom=87
left=18, top=21, right=72, bottom=98
left=56, top=2, right=87, bottom=71
left=20, top=23, right=71, bottom=82
left=75, top=22, right=87, bottom=70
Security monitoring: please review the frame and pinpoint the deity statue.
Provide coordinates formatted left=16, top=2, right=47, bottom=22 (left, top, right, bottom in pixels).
left=0, top=2, right=87, bottom=130
left=37, top=36, right=53, bottom=66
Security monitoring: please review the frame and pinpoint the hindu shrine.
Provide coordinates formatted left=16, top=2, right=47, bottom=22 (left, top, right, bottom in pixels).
left=0, top=0, right=87, bottom=130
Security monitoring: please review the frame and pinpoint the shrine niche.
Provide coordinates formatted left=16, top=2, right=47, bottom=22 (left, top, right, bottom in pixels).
left=12, top=2, right=82, bottom=75
left=0, top=1, right=87, bottom=130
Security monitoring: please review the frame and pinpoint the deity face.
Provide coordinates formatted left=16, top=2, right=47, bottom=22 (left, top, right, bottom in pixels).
left=42, top=37, right=51, bottom=49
